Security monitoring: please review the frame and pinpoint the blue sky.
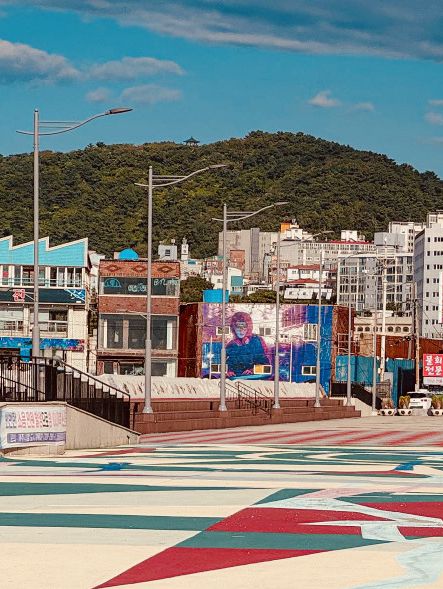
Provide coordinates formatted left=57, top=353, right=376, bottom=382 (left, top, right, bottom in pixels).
left=1, top=2, right=443, bottom=175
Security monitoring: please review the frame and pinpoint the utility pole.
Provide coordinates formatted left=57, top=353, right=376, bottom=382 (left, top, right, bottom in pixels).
left=379, top=258, right=388, bottom=382
left=371, top=310, right=378, bottom=415
left=274, top=232, right=281, bottom=409
left=219, top=203, right=228, bottom=412
left=413, top=282, right=420, bottom=391
left=314, top=251, right=323, bottom=408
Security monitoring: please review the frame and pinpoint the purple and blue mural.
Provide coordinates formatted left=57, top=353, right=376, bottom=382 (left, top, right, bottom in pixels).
left=201, top=303, right=333, bottom=393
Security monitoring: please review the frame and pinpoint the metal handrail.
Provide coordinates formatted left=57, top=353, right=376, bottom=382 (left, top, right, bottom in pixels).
left=41, top=357, right=130, bottom=400
left=225, top=380, right=272, bottom=417
left=0, top=357, right=130, bottom=427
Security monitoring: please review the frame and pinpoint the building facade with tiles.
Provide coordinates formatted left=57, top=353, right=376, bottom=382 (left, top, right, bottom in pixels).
left=0, top=236, right=90, bottom=369
left=96, top=257, right=180, bottom=376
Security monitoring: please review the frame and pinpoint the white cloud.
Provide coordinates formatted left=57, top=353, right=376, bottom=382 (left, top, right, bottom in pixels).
left=89, top=56, right=184, bottom=81
left=426, top=111, right=443, bottom=126
left=0, top=38, right=79, bottom=82
left=308, top=90, right=340, bottom=108
left=86, top=87, right=111, bottom=102
left=429, top=99, right=443, bottom=107
left=3, top=1, right=443, bottom=61
left=120, top=84, right=182, bottom=105
left=352, top=101, right=375, bottom=112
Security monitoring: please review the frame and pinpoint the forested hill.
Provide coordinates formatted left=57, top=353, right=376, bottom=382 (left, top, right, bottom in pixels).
left=1, top=131, right=442, bottom=258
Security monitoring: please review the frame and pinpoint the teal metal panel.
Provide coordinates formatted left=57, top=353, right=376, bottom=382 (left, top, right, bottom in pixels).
left=0, top=237, right=87, bottom=267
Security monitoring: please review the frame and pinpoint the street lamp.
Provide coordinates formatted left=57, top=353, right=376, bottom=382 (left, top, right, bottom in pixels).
left=213, top=201, right=288, bottom=412
left=17, top=107, right=132, bottom=358
left=337, top=252, right=368, bottom=406
left=135, top=164, right=227, bottom=414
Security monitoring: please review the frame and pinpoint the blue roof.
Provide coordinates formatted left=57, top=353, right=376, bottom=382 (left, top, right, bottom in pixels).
left=118, top=248, right=139, bottom=261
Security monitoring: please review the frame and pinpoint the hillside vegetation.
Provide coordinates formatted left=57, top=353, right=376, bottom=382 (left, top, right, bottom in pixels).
left=0, top=131, right=442, bottom=257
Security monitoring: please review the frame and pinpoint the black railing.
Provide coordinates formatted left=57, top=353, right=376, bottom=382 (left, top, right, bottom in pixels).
left=225, top=380, right=273, bottom=417
left=331, top=382, right=382, bottom=410
left=0, top=357, right=130, bottom=428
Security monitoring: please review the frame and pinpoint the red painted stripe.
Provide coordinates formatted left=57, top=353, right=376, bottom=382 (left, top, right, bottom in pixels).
left=94, top=547, right=320, bottom=588
left=384, top=431, right=443, bottom=446
left=361, top=502, right=443, bottom=519
left=318, top=430, right=406, bottom=446
left=207, top=507, right=388, bottom=534
left=400, top=527, right=443, bottom=537
left=141, top=427, right=283, bottom=444
left=242, top=429, right=359, bottom=446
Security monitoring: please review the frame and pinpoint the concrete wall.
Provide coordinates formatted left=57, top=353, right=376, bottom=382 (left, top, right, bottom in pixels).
left=98, top=374, right=318, bottom=400
left=66, top=405, right=139, bottom=449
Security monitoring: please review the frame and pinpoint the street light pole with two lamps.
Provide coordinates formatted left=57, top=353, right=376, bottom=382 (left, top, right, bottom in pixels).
left=213, top=201, right=288, bottom=412
left=135, top=164, right=227, bottom=414
left=17, top=107, right=132, bottom=358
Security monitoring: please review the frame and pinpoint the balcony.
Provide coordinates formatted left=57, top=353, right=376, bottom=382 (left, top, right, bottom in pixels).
left=0, top=320, right=24, bottom=336
left=1, top=278, right=84, bottom=288
left=39, top=321, right=69, bottom=337
left=0, top=320, right=69, bottom=338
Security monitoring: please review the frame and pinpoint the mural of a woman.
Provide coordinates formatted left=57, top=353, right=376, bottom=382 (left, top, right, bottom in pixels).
left=226, top=311, right=269, bottom=378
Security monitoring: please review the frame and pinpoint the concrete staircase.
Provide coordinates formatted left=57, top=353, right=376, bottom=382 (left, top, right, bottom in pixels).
left=132, top=397, right=360, bottom=434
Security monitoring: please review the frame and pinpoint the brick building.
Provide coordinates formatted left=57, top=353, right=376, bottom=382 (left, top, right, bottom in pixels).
left=96, top=255, right=180, bottom=376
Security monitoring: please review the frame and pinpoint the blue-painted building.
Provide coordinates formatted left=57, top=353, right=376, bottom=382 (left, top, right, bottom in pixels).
left=0, top=236, right=90, bottom=370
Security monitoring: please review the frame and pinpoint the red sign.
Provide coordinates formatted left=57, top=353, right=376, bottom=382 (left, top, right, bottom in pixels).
left=423, top=354, right=443, bottom=377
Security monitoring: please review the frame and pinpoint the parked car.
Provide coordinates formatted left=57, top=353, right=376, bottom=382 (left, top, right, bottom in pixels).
left=408, top=390, right=432, bottom=411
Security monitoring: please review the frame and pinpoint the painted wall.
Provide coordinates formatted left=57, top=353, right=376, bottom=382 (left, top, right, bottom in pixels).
left=0, top=236, right=87, bottom=267
left=200, top=303, right=333, bottom=393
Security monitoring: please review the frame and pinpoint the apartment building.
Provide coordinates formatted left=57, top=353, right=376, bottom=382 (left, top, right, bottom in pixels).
left=0, top=236, right=90, bottom=369
left=96, top=251, right=180, bottom=376
left=414, top=212, right=443, bottom=339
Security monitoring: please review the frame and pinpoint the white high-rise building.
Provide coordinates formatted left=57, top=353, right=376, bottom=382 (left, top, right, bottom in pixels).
left=414, top=212, right=443, bottom=339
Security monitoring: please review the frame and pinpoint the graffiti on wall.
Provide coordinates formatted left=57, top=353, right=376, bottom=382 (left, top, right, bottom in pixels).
left=0, top=337, right=84, bottom=352
left=201, top=303, right=333, bottom=392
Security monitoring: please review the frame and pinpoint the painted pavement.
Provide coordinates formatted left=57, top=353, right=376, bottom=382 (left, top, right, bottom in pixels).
left=140, top=425, right=443, bottom=447
left=2, top=441, right=443, bottom=588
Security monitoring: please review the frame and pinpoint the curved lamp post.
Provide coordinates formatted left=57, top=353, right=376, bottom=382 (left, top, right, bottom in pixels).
left=17, top=107, right=132, bottom=358
left=135, top=164, right=227, bottom=414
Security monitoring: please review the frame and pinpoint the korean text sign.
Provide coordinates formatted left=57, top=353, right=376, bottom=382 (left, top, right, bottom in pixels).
left=0, top=406, right=67, bottom=448
left=423, top=354, right=443, bottom=378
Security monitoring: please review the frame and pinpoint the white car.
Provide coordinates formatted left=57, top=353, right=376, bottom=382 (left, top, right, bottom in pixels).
left=408, top=391, right=433, bottom=411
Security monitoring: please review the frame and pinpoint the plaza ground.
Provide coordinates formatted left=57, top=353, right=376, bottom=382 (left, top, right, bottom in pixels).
left=2, top=416, right=443, bottom=588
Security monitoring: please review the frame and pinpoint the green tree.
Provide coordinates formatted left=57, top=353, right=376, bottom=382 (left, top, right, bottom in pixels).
left=180, top=276, right=213, bottom=303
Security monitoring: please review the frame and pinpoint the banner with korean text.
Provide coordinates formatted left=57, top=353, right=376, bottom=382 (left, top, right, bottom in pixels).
left=0, top=405, right=67, bottom=448
left=423, top=354, right=443, bottom=386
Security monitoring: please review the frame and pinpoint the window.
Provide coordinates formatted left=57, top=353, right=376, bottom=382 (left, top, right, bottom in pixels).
left=304, top=323, right=318, bottom=341
left=120, top=362, right=144, bottom=375
left=100, top=276, right=179, bottom=297
left=254, top=364, right=272, bottom=375
left=259, top=326, right=272, bottom=336
left=127, top=315, right=146, bottom=349
left=67, top=267, right=82, bottom=287
left=216, top=326, right=230, bottom=336
left=1, top=266, right=8, bottom=286
left=210, top=363, right=221, bottom=374
left=152, top=316, right=177, bottom=350
left=100, top=314, right=124, bottom=349
left=103, top=361, right=114, bottom=374
left=302, top=365, right=317, bottom=376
